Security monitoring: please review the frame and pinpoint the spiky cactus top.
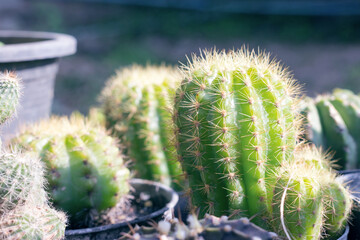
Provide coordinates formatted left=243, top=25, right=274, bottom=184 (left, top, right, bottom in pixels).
left=100, top=65, right=183, bottom=189
left=13, top=114, right=131, bottom=226
left=174, top=48, right=301, bottom=225
left=301, top=88, right=360, bottom=169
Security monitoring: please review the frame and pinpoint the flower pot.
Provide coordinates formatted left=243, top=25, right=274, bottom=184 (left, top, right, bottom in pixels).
left=337, top=170, right=360, bottom=240
left=174, top=192, right=349, bottom=240
left=0, top=30, right=76, bottom=141
left=64, top=178, right=179, bottom=240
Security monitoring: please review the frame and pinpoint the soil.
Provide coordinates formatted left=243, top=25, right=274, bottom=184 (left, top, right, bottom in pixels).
left=68, top=190, right=162, bottom=230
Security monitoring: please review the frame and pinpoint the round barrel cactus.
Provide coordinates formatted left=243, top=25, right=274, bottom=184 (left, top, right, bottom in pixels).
left=0, top=204, right=67, bottom=240
left=272, top=146, right=352, bottom=240
left=100, top=65, right=183, bottom=189
left=174, top=48, right=302, bottom=225
left=13, top=114, right=131, bottom=225
left=302, top=88, right=360, bottom=169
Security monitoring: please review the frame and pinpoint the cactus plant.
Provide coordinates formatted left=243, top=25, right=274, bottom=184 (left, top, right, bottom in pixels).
left=0, top=71, right=20, bottom=126
left=173, top=49, right=353, bottom=239
left=0, top=204, right=67, bottom=240
left=100, top=65, right=183, bottom=189
left=301, top=88, right=360, bottom=169
left=0, top=71, right=66, bottom=240
left=126, top=214, right=278, bottom=240
left=0, top=151, right=47, bottom=214
left=272, top=145, right=352, bottom=240
left=173, top=48, right=302, bottom=225
left=13, top=113, right=131, bottom=226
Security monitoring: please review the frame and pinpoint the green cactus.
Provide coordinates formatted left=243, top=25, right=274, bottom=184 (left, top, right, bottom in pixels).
left=100, top=65, right=183, bottom=189
left=323, top=181, right=352, bottom=236
left=0, top=151, right=47, bottom=214
left=88, top=107, right=106, bottom=127
left=0, top=71, right=20, bottom=125
left=272, top=145, right=352, bottom=240
left=0, top=204, right=67, bottom=240
left=302, top=88, right=360, bottom=169
left=300, top=97, right=324, bottom=147
left=0, top=71, right=67, bottom=239
left=272, top=160, right=324, bottom=239
left=13, top=114, right=131, bottom=226
left=127, top=214, right=278, bottom=240
left=174, top=48, right=301, bottom=225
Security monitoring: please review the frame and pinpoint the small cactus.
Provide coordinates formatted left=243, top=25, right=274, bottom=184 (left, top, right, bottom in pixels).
left=13, top=113, right=131, bottom=226
left=100, top=65, right=183, bottom=189
left=0, top=151, right=46, bottom=214
left=126, top=214, right=278, bottom=240
left=0, top=204, right=67, bottom=240
left=173, top=48, right=301, bottom=225
left=271, top=145, right=352, bottom=240
left=0, top=71, right=20, bottom=125
left=301, top=88, right=360, bottom=169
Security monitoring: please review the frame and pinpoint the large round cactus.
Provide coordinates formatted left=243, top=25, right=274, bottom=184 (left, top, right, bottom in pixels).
left=302, top=88, right=360, bottom=169
left=100, top=65, right=183, bottom=188
left=174, top=48, right=302, bottom=225
left=13, top=114, right=131, bottom=225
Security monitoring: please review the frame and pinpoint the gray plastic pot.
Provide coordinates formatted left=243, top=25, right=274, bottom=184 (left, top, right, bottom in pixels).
left=0, top=30, right=76, bottom=141
left=64, top=178, right=179, bottom=240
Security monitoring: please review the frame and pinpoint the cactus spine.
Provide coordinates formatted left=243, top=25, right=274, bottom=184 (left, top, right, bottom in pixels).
left=174, top=48, right=301, bottom=225
left=13, top=114, right=130, bottom=227
left=100, top=65, right=183, bottom=189
left=302, top=88, right=360, bottom=169
left=0, top=72, right=66, bottom=240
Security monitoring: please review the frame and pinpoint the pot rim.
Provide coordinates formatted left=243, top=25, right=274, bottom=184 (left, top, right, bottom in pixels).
left=65, top=178, right=179, bottom=236
left=0, top=30, right=76, bottom=63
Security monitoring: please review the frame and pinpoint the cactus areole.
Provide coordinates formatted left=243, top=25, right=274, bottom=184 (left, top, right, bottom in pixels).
left=174, top=49, right=301, bottom=225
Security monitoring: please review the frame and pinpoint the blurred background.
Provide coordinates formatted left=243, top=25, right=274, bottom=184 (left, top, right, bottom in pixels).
left=1, top=0, right=360, bottom=115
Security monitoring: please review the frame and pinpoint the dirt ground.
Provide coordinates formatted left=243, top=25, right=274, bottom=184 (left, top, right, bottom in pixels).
left=1, top=0, right=360, bottom=115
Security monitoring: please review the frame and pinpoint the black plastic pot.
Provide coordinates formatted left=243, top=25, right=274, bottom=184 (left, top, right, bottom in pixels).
left=338, top=170, right=360, bottom=240
left=174, top=192, right=349, bottom=240
left=0, top=30, right=76, bottom=141
left=64, top=178, right=179, bottom=240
